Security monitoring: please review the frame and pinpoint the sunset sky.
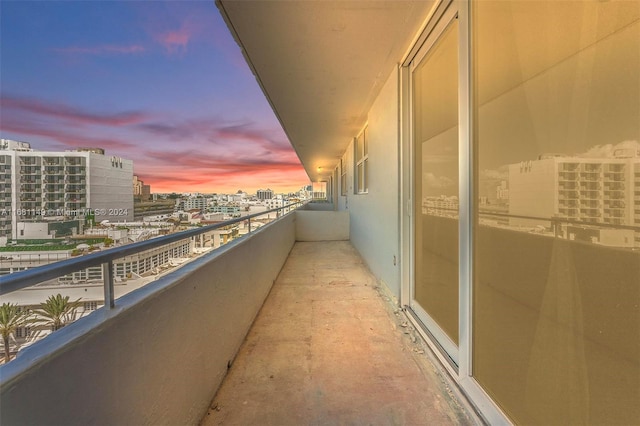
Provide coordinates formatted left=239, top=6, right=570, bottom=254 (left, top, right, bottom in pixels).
left=0, top=0, right=310, bottom=194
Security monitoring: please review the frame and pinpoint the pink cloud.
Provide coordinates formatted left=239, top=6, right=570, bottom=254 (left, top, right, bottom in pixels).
left=0, top=95, right=309, bottom=194
left=52, top=44, right=145, bottom=55
left=135, top=118, right=300, bottom=162
left=1, top=95, right=149, bottom=127
left=0, top=119, right=135, bottom=152
left=138, top=163, right=309, bottom=194
left=144, top=150, right=303, bottom=174
left=154, top=22, right=195, bottom=54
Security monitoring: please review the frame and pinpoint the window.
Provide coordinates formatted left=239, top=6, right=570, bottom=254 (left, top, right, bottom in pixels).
left=15, top=327, right=31, bottom=339
left=83, top=301, right=98, bottom=311
left=354, top=126, right=369, bottom=193
left=340, top=158, right=347, bottom=196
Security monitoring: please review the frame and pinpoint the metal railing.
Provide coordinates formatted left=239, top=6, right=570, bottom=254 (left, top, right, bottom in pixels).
left=0, top=201, right=308, bottom=304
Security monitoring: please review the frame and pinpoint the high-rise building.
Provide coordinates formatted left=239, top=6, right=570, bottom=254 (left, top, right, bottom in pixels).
left=1, top=139, right=134, bottom=239
left=508, top=150, right=640, bottom=244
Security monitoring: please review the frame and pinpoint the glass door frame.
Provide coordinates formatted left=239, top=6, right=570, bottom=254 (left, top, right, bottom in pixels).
left=406, top=0, right=461, bottom=369
left=399, top=0, right=509, bottom=423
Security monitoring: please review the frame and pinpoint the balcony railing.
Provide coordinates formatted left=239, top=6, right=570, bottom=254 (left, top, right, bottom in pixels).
left=0, top=201, right=307, bottom=298
left=0, top=201, right=341, bottom=426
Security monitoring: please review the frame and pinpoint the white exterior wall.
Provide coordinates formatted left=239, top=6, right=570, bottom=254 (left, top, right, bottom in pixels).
left=15, top=222, right=51, bottom=239
left=508, top=158, right=557, bottom=226
left=296, top=210, right=349, bottom=241
left=87, top=153, right=134, bottom=222
left=336, top=68, right=402, bottom=299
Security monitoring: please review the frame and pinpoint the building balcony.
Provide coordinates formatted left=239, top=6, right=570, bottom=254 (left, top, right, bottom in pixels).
left=558, top=183, right=578, bottom=191
left=558, top=192, right=579, bottom=200
left=580, top=168, right=601, bottom=174
left=19, top=197, right=42, bottom=203
left=558, top=172, right=578, bottom=180
left=19, top=186, right=41, bottom=193
left=44, top=179, right=64, bottom=185
left=65, top=178, right=86, bottom=185
left=65, top=187, right=86, bottom=195
left=604, top=183, right=625, bottom=191
left=43, top=188, right=65, bottom=195
left=44, top=202, right=65, bottom=210
left=0, top=208, right=475, bottom=425
left=19, top=169, right=41, bottom=176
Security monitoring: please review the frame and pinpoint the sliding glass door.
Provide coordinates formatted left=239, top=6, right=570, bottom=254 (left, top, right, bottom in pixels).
left=411, top=8, right=460, bottom=365
left=405, top=1, right=639, bottom=423
left=472, top=2, right=640, bottom=424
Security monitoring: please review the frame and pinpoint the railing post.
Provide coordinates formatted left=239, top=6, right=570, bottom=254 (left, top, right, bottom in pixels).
left=248, top=217, right=252, bottom=233
left=102, top=260, right=115, bottom=309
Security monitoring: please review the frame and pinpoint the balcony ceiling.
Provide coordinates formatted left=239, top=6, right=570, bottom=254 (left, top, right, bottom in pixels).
left=217, top=0, right=435, bottom=182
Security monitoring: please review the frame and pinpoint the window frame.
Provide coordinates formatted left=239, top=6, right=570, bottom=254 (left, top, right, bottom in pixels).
left=354, top=125, right=369, bottom=194
left=340, top=157, right=347, bottom=196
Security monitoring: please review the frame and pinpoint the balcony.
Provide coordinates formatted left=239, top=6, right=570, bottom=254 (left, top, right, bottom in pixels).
left=65, top=178, right=86, bottom=185
left=558, top=172, right=577, bottom=180
left=43, top=167, right=64, bottom=175
left=0, top=207, right=475, bottom=425
left=201, top=241, right=470, bottom=425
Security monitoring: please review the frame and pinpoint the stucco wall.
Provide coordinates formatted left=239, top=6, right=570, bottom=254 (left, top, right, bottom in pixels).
left=295, top=210, right=349, bottom=241
left=342, top=67, right=401, bottom=299
left=0, top=213, right=296, bottom=426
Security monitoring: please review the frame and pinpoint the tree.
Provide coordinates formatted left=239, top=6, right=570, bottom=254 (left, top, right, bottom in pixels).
left=33, top=294, right=81, bottom=332
left=0, top=303, right=33, bottom=363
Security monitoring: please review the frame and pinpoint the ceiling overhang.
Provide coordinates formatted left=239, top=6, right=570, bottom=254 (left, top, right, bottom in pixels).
left=217, top=0, right=436, bottom=182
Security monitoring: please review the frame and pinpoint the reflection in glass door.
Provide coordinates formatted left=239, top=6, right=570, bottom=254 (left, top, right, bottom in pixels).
left=472, top=1, right=640, bottom=424
left=412, top=15, right=459, bottom=363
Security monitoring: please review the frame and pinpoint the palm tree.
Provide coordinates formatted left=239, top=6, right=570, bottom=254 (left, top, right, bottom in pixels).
left=0, top=303, right=33, bottom=363
left=33, top=294, right=81, bottom=332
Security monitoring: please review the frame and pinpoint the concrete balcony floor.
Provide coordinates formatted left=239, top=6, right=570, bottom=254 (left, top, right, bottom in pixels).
left=201, top=241, right=475, bottom=425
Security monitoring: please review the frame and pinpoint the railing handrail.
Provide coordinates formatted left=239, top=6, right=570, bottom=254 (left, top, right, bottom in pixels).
left=0, top=201, right=308, bottom=296
left=424, top=206, right=640, bottom=232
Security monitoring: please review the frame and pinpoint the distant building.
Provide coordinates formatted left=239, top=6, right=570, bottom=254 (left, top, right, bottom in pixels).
left=1, top=139, right=134, bottom=239
left=423, top=195, right=459, bottom=218
left=256, top=188, right=274, bottom=200
left=265, top=196, right=286, bottom=210
left=496, top=180, right=509, bottom=202
left=183, top=197, right=210, bottom=211
left=508, top=150, right=640, bottom=245
left=133, top=175, right=151, bottom=201
left=210, top=204, right=241, bottom=217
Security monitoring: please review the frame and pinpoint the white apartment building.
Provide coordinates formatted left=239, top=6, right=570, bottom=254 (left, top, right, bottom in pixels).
left=183, top=197, right=211, bottom=211
left=422, top=195, right=459, bottom=218
left=509, top=150, right=640, bottom=244
left=0, top=139, right=134, bottom=239
left=209, top=204, right=241, bottom=217
left=265, top=195, right=285, bottom=210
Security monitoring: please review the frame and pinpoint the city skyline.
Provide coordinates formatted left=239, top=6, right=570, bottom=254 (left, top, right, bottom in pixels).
left=0, top=1, right=310, bottom=194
